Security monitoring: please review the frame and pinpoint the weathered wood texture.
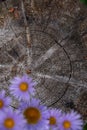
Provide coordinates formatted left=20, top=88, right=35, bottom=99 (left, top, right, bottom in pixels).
left=0, top=0, right=87, bottom=121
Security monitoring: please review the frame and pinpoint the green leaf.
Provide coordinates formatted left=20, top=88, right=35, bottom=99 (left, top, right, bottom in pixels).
left=83, top=123, right=87, bottom=130
left=80, top=0, right=87, bottom=5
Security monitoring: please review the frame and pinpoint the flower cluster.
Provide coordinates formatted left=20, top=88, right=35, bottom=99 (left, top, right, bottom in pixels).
left=0, top=74, right=83, bottom=130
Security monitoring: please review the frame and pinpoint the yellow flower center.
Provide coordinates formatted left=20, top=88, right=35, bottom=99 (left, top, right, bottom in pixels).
left=4, top=118, right=15, bottom=128
left=0, top=100, right=4, bottom=108
left=24, top=107, right=41, bottom=124
left=49, top=116, right=56, bottom=125
left=19, top=82, right=28, bottom=91
left=63, top=120, right=71, bottom=129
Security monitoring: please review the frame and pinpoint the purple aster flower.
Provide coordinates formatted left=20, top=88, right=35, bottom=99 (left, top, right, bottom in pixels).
left=19, top=98, right=49, bottom=130
left=9, top=74, right=36, bottom=101
left=48, top=108, right=62, bottom=130
left=0, top=108, right=26, bottom=130
left=58, top=110, right=83, bottom=130
left=0, top=90, right=11, bottom=111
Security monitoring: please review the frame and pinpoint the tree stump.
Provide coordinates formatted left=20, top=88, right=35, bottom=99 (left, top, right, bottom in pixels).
left=0, top=0, right=87, bottom=121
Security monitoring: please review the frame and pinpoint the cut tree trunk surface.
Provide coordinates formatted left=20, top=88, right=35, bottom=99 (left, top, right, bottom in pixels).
left=0, top=0, right=87, bottom=121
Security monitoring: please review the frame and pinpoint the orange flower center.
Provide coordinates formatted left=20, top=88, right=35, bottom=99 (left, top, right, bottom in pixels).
left=0, top=100, right=4, bottom=108
left=24, top=107, right=41, bottom=124
left=63, top=120, right=71, bottom=129
left=49, top=116, right=56, bottom=125
left=4, top=118, right=15, bottom=128
left=19, top=82, right=28, bottom=91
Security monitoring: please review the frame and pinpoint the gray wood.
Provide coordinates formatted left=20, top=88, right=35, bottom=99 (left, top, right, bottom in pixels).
left=0, top=0, right=87, bottom=121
